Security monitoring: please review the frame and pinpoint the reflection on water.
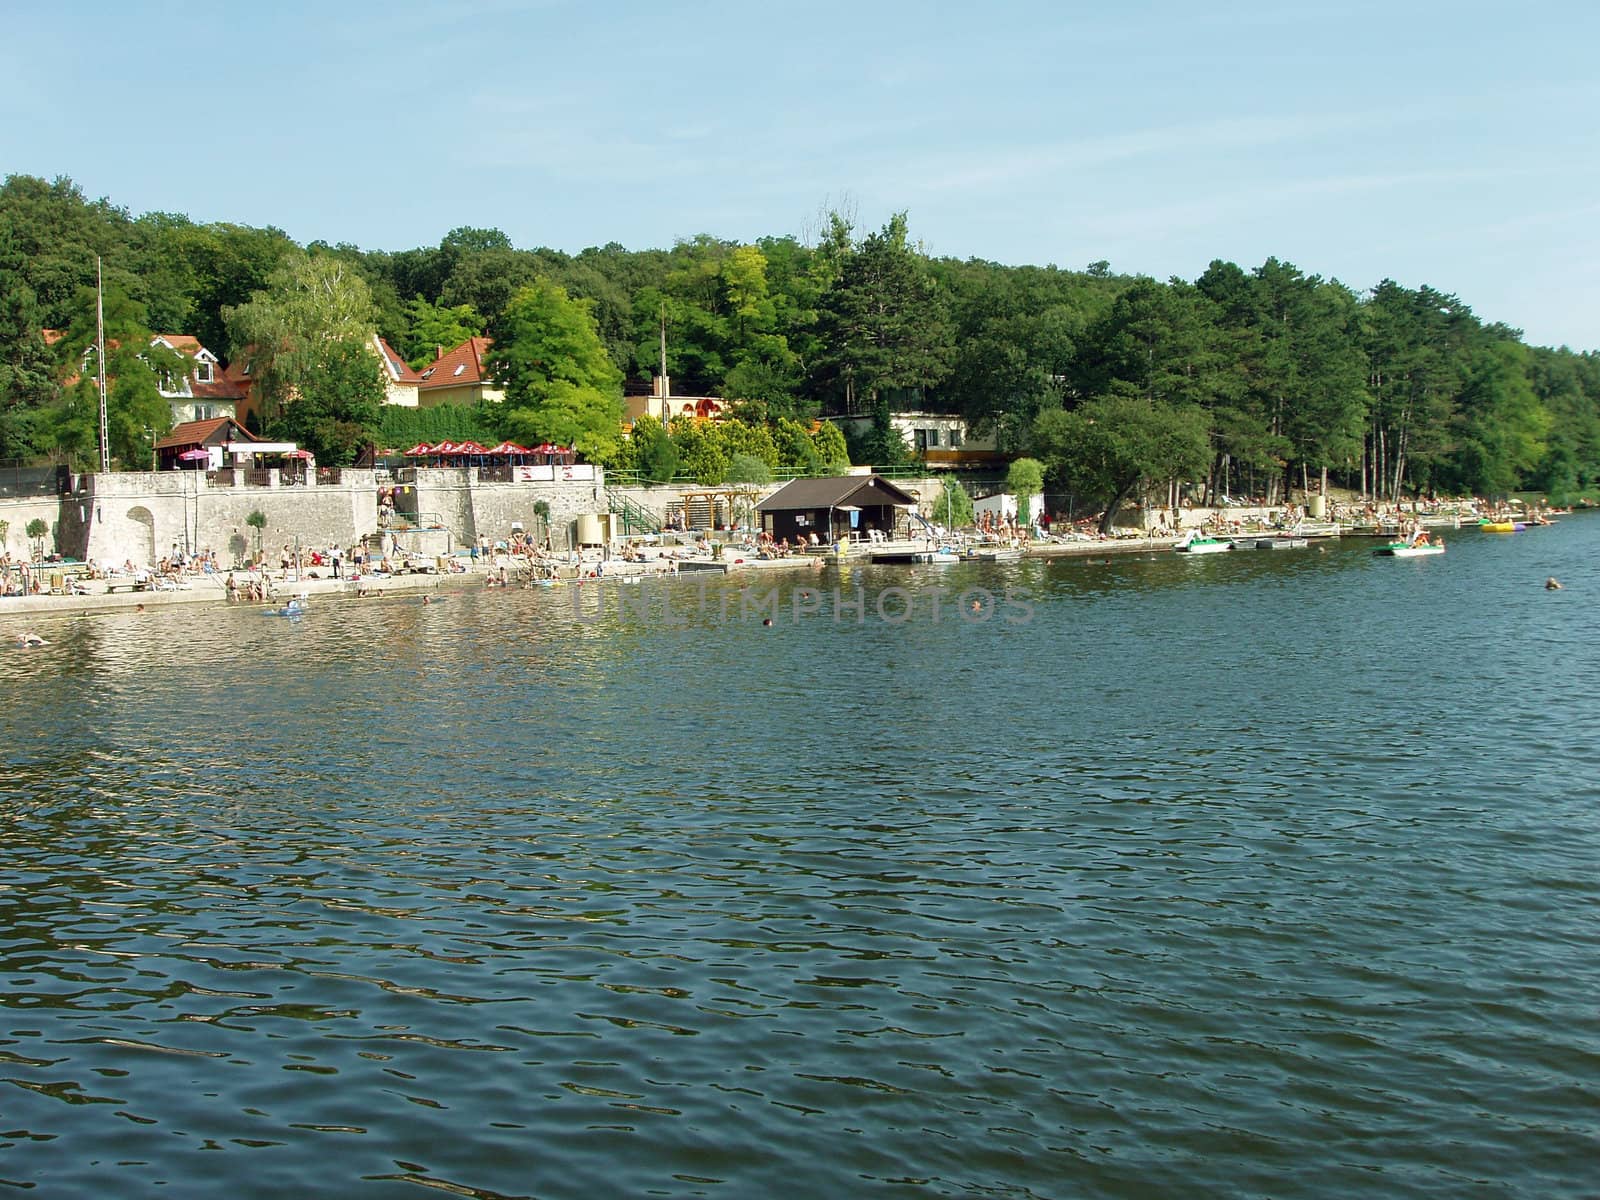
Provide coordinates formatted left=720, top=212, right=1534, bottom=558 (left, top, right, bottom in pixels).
left=3, top=523, right=1599, bottom=1197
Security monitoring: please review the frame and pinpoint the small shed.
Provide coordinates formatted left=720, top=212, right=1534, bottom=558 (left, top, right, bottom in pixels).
left=755, top=474, right=919, bottom=544
left=154, top=416, right=260, bottom=471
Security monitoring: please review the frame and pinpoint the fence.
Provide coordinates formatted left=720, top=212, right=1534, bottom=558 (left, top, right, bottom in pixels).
left=605, top=462, right=994, bottom=489
left=0, top=464, right=71, bottom=497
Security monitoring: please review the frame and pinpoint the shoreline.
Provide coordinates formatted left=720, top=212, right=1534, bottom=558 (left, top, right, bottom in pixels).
left=0, top=537, right=1180, bottom=622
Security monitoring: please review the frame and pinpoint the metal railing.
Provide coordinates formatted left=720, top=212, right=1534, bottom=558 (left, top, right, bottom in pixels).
left=0, top=464, right=71, bottom=497
left=604, top=489, right=662, bottom=535
left=383, top=510, right=447, bottom=531
left=605, top=462, right=972, bottom=489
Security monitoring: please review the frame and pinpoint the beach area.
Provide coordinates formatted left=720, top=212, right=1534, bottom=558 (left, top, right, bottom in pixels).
left=0, top=533, right=1186, bottom=623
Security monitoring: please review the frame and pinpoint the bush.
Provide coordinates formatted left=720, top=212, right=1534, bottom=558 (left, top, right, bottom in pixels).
left=725, top=453, right=773, bottom=485
left=930, top=477, right=974, bottom=528
left=642, top=435, right=680, bottom=484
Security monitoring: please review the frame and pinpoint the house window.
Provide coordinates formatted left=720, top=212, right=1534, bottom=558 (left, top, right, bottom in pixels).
left=453, top=364, right=466, bottom=376
left=949, top=427, right=963, bottom=448
left=914, top=429, right=928, bottom=452
left=195, top=361, right=214, bottom=383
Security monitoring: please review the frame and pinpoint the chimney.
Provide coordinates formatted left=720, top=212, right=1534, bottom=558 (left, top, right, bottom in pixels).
left=435, top=345, right=444, bottom=361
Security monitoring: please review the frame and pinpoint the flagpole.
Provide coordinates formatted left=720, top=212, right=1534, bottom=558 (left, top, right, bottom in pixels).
left=96, top=257, right=110, bottom=474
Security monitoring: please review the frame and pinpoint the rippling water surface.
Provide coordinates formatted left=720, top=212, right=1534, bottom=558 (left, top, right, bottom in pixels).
left=4, top=522, right=1599, bottom=1198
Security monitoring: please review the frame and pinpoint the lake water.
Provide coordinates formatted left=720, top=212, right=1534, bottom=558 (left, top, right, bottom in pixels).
left=3, top=520, right=1598, bottom=1198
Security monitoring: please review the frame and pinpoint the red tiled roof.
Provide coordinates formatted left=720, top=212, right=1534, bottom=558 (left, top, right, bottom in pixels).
left=376, top=336, right=423, bottom=384
left=153, top=334, right=205, bottom=356
left=417, top=336, right=494, bottom=390
left=155, top=416, right=257, bottom=450
left=192, top=374, right=247, bottom=400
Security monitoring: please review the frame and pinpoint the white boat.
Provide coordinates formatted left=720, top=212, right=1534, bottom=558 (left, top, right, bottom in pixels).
left=913, top=546, right=961, bottom=564
left=1373, top=541, right=1446, bottom=558
left=1175, top=532, right=1234, bottom=554
left=960, top=546, right=1023, bottom=562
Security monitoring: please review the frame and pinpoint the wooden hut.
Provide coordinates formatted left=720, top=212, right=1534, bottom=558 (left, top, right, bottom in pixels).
left=754, top=475, right=918, bottom=545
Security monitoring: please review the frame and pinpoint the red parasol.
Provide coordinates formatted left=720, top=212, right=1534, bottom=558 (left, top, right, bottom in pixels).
left=402, top=443, right=434, bottom=456
left=177, top=448, right=210, bottom=461
left=455, top=440, right=490, bottom=455
left=487, top=440, right=530, bottom=456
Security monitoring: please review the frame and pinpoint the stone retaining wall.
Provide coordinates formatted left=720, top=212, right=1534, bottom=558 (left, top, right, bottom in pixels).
left=48, top=467, right=623, bottom=567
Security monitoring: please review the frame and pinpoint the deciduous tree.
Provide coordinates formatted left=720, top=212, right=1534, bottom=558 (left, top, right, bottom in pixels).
left=487, top=279, right=623, bottom=463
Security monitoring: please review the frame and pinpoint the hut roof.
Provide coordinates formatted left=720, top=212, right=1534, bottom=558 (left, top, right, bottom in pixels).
left=755, top=474, right=917, bottom=512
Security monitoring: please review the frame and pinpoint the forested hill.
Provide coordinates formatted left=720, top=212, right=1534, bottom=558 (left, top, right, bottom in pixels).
left=2, top=173, right=1597, bottom=503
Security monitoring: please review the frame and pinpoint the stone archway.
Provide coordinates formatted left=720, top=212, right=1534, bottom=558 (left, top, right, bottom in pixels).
left=126, top=505, right=156, bottom=566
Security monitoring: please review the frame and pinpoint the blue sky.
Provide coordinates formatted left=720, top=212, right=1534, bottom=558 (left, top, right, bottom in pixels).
left=4, top=0, right=1597, bottom=350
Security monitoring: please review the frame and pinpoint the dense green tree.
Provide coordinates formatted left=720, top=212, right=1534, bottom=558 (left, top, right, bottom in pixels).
left=46, top=283, right=183, bottom=468
left=1526, top=346, right=1600, bottom=495
left=268, top=338, right=386, bottom=465
left=134, top=219, right=296, bottom=355
left=1443, top=340, right=1549, bottom=495
left=811, top=419, right=850, bottom=472
left=0, top=175, right=134, bottom=327
left=6, top=171, right=1599, bottom=498
left=1361, top=281, right=1476, bottom=498
left=224, top=252, right=380, bottom=424
left=0, top=220, right=57, bottom=458
left=725, top=452, right=773, bottom=485
left=627, top=415, right=681, bottom=482
left=548, top=247, right=639, bottom=377
left=934, top=259, right=1094, bottom=451
left=400, top=297, right=484, bottom=368
left=486, top=279, right=623, bottom=463
left=667, top=414, right=729, bottom=485
left=1005, top=457, right=1045, bottom=508
left=441, top=246, right=541, bottom=327
left=773, top=417, right=823, bottom=474
left=1032, top=395, right=1212, bottom=532
left=813, top=213, right=954, bottom=414
left=1192, top=259, right=1280, bottom=501
left=929, top=474, right=975, bottom=528
left=1251, top=261, right=1369, bottom=498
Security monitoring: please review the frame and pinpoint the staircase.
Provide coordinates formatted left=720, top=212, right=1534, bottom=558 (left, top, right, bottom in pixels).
left=606, top=489, right=662, bottom=536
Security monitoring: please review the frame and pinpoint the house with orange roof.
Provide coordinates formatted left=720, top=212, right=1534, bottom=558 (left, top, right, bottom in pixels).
left=416, top=336, right=504, bottom=407
left=220, top=352, right=262, bottom=429
left=218, top=334, right=421, bottom=430
left=149, top=334, right=247, bottom=425
left=44, top=329, right=246, bottom=427
left=373, top=334, right=422, bottom=407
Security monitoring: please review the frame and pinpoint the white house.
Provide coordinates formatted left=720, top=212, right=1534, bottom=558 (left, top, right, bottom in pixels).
left=149, top=335, right=247, bottom=425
